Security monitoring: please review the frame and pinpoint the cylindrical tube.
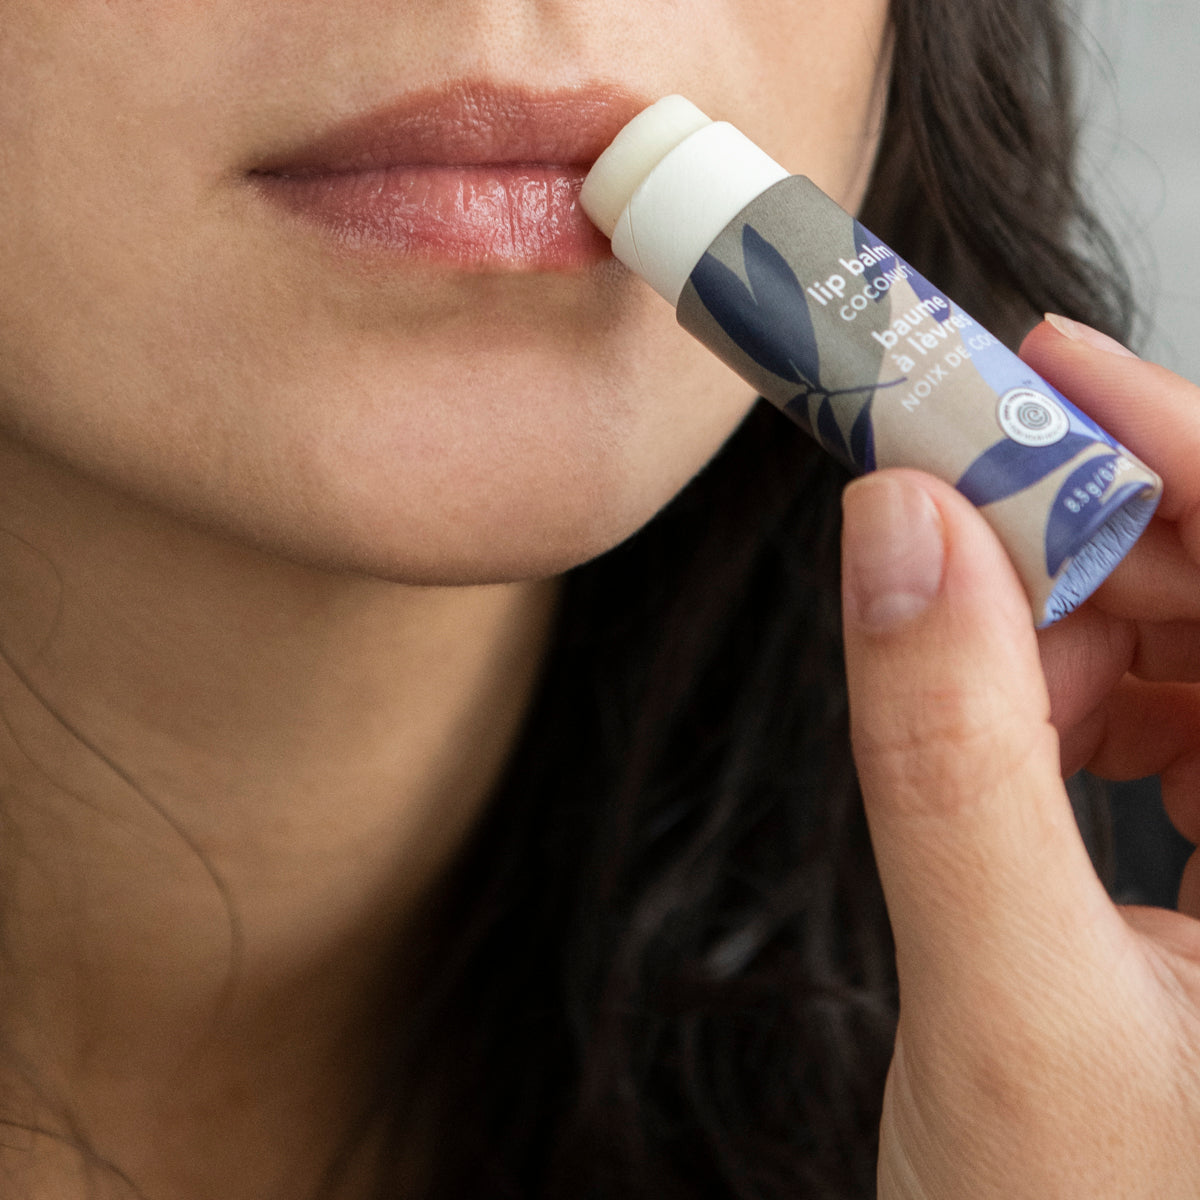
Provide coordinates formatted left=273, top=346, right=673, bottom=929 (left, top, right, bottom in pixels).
left=580, top=97, right=1162, bottom=626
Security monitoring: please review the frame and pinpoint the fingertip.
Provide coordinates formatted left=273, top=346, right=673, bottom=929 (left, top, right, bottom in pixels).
left=842, top=469, right=1036, bottom=652
left=1020, top=314, right=1140, bottom=369
left=842, top=473, right=946, bottom=635
left=1043, top=313, right=1141, bottom=358
left=1018, top=315, right=1069, bottom=368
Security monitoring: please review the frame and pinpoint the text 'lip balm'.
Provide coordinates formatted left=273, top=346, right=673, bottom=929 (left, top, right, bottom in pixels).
left=579, top=95, right=1162, bottom=626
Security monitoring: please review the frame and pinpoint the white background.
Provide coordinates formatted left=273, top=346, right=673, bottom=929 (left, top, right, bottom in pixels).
left=1075, top=0, right=1200, bottom=381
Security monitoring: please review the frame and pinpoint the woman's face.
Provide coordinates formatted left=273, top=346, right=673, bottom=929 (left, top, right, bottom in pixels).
left=0, top=2, right=889, bottom=584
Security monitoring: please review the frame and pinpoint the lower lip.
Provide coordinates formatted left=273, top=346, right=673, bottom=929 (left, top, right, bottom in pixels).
left=252, top=165, right=611, bottom=270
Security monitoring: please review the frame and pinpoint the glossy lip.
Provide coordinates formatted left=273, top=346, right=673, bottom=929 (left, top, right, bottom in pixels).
left=248, top=82, right=647, bottom=269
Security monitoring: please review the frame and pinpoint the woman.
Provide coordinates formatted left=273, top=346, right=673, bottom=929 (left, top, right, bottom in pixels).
left=0, top=1, right=1197, bottom=1198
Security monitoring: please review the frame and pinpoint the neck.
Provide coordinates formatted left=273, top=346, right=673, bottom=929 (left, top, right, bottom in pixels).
left=0, top=441, right=557, bottom=1198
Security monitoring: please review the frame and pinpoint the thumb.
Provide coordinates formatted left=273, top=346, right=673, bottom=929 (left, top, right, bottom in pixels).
left=841, top=470, right=1115, bottom=999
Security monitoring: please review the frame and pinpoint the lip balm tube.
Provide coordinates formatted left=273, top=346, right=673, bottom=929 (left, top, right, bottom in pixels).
left=580, top=96, right=1162, bottom=626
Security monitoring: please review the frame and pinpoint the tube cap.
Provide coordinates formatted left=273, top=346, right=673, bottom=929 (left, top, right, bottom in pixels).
left=580, top=96, right=712, bottom=238
left=582, top=97, right=789, bottom=304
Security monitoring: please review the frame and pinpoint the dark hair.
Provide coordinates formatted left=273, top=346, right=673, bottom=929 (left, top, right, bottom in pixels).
left=377, top=3, right=1132, bottom=1197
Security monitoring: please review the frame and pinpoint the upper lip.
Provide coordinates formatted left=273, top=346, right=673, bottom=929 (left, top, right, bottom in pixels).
left=251, top=81, right=648, bottom=177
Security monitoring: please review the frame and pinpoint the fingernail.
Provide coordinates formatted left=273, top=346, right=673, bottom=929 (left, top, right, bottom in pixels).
left=1044, top=312, right=1140, bottom=359
left=843, top=475, right=945, bottom=633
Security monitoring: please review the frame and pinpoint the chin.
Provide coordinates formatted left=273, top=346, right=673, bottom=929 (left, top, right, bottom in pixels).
left=235, top=456, right=701, bottom=588
left=197, top=357, right=758, bottom=588
left=1, top=313, right=757, bottom=590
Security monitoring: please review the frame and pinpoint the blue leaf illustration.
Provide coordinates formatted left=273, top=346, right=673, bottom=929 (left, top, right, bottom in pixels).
left=1046, top=457, right=1142, bottom=575
left=955, top=432, right=1093, bottom=508
left=690, top=252, right=798, bottom=381
left=817, top=397, right=850, bottom=463
left=740, top=226, right=821, bottom=384
left=852, top=222, right=898, bottom=295
left=689, top=226, right=822, bottom=387
left=849, top=399, right=876, bottom=472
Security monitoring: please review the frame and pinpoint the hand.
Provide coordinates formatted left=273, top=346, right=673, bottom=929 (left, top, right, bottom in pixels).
left=1026, top=318, right=1200, bottom=878
left=840, top=316, right=1200, bottom=1200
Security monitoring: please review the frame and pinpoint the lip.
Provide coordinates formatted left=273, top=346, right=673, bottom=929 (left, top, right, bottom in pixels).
left=248, top=82, right=646, bottom=270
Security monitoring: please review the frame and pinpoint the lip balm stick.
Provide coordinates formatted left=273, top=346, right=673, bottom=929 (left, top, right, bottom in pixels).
left=580, top=96, right=1162, bottom=626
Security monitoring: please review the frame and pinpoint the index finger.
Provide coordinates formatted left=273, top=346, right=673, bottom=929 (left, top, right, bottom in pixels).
left=1020, top=318, right=1200, bottom=540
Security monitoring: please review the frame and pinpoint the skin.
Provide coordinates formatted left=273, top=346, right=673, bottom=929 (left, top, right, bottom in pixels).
left=0, top=2, right=891, bottom=1198
left=843, top=321, right=1200, bottom=1198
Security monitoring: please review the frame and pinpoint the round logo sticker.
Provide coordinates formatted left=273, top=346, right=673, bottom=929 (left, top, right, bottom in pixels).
left=996, top=387, right=1070, bottom=447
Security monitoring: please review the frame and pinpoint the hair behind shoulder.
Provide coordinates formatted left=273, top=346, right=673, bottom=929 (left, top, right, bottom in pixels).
left=378, top=5, right=1131, bottom=1198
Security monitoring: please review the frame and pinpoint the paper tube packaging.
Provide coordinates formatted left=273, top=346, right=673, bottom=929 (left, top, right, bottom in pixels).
left=579, top=96, right=1162, bottom=626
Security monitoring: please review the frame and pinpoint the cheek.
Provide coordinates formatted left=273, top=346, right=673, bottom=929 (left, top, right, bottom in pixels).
left=0, top=223, right=757, bottom=584
left=720, top=0, right=892, bottom=204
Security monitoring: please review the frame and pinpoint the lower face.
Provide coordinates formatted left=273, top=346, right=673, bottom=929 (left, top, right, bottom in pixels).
left=0, top=1, right=890, bottom=585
